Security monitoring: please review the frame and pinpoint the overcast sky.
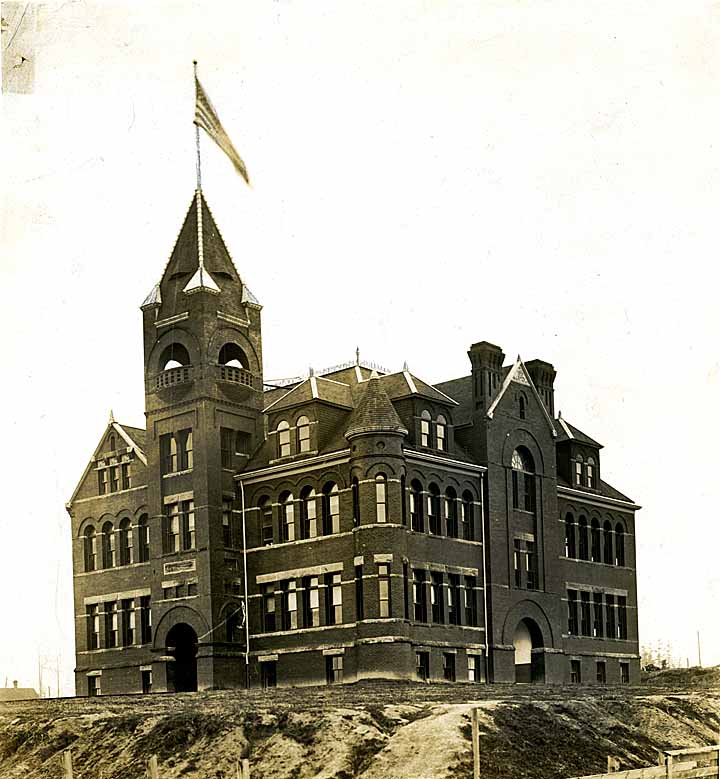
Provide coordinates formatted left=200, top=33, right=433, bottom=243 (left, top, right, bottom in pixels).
left=2, top=0, right=719, bottom=694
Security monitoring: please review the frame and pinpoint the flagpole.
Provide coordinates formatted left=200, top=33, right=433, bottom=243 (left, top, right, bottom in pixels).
left=193, top=60, right=202, bottom=191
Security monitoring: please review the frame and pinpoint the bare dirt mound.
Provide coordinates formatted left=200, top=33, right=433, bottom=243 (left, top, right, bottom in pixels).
left=642, top=666, right=720, bottom=689
left=1, top=683, right=720, bottom=779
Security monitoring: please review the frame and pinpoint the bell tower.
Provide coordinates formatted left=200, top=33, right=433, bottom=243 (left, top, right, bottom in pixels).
left=140, top=189, right=263, bottom=691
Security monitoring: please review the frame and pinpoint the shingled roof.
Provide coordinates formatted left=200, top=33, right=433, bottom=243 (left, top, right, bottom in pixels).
left=345, top=373, right=408, bottom=438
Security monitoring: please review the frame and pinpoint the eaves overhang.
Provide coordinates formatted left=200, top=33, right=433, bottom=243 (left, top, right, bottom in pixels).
left=557, top=485, right=641, bottom=512
left=235, top=449, right=351, bottom=485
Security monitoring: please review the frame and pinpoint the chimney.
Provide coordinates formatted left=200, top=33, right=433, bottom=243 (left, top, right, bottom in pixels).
left=468, top=341, right=505, bottom=411
left=525, top=359, right=556, bottom=417
left=13, top=680, right=18, bottom=688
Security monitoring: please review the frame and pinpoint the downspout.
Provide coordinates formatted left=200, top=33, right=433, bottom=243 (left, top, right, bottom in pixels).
left=480, top=470, right=490, bottom=682
left=238, top=478, right=250, bottom=689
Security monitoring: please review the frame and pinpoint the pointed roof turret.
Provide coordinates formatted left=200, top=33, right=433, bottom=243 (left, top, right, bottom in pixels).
left=345, top=372, right=408, bottom=439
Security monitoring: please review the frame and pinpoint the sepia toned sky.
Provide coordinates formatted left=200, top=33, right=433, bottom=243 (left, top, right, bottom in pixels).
left=2, top=0, right=719, bottom=694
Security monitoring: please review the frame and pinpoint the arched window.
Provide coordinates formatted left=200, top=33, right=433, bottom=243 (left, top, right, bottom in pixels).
left=603, top=520, right=613, bottom=564
left=590, top=518, right=601, bottom=562
left=511, top=447, right=535, bottom=512
left=436, top=415, right=447, bottom=452
left=138, top=514, right=150, bottom=562
left=375, top=474, right=387, bottom=523
left=322, top=482, right=340, bottom=535
left=218, top=342, right=249, bottom=369
left=586, top=457, right=596, bottom=489
left=574, top=455, right=584, bottom=487
left=400, top=476, right=407, bottom=526
left=101, top=521, right=115, bottom=568
left=159, top=342, right=190, bottom=370
left=259, top=496, right=273, bottom=545
left=565, top=513, right=576, bottom=558
left=300, top=486, right=317, bottom=539
left=84, top=526, right=97, bottom=572
left=109, top=435, right=116, bottom=451
left=578, top=516, right=589, bottom=560
left=445, top=487, right=458, bottom=538
left=352, top=477, right=360, bottom=527
left=420, top=410, right=431, bottom=447
left=410, top=480, right=423, bottom=532
left=279, top=492, right=295, bottom=542
left=615, top=523, right=626, bottom=566
left=119, top=517, right=133, bottom=566
left=519, top=395, right=526, bottom=420
left=461, top=491, right=474, bottom=540
left=297, top=416, right=311, bottom=453
left=277, top=420, right=291, bottom=458
left=428, top=483, right=441, bottom=534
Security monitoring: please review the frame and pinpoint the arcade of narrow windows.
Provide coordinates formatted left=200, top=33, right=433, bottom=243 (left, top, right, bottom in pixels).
left=83, top=514, right=150, bottom=572
left=160, top=429, right=193, bottom=474
left=564, top=512, right=627, bottom=566
left=85, top=595, right=152, bottom=651
left=254, top=478, right=478, bottom=545
left=566, top=588, right=629, bottom=640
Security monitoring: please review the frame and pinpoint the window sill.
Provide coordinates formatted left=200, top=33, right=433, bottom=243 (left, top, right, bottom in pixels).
left=562, top=557, right=633, bottom=570
left=76, top=561, right=151, bottom=577
left=162, top=468, right=193, bottom=479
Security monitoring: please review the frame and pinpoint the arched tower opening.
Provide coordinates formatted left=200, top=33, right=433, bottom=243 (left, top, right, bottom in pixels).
left=513, top=617, right=545, bottom=683
left=166, top=623, right=198, bottom=693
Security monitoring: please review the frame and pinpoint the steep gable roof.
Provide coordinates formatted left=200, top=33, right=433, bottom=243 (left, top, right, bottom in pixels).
left=555, top=417, right=603, bottom=448
left=379, top=370, right=459, bottom=406
left=264, top=375, right=354, bottom=413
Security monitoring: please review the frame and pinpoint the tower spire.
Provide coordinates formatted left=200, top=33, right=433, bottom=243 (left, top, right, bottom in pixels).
left=193, top=60, right=202, bottom=191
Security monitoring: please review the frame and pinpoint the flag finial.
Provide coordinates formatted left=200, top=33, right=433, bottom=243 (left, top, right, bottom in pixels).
left=355, top=347, right=360, bottom=366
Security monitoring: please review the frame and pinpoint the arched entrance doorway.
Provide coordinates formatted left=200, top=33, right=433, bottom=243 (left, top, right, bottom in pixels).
left=513, top=617, right=545, bottom=683
left=166, top=623, right=198, bottom=692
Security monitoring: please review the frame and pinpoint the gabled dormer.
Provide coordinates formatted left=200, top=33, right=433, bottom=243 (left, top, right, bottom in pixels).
left=555, top=416, right=603, bottom=491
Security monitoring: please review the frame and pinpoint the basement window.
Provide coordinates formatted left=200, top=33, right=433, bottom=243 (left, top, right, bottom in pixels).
left=570, top=659, right=581, bottom=684
left=416, top=651, right=429, bottom=681
left=326, top=655, right=343, bottom=685
left=443, top=653, right=456, bottom=682
left=596, top=661, right=607, bottom=684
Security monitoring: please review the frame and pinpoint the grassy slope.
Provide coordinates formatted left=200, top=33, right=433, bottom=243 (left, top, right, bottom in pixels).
left=1, top=673, right=720, bottom=779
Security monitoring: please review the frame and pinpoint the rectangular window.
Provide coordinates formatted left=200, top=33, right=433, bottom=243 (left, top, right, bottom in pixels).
left=281, top=580, right=298, bottom=630
left=140, top=596, right=152, bottom=644
left=526, top=541, right=538, bottom=590
left=575, top=461, right=583, bottom=486
left=447, top=574, right=460, bottom=625
left=121, top=599, right=135, bottom=646
left=109, top=466, right=119, bottom=493
left=87, top=605, right=100, bottom=650
left=280, top=499, right=295, bottom=542
left=355, top=565, right=364, bottom=621
left=164, top=502, right=180, bottom=554
left=431, top=572, right=444, bottom=624
left=593, top=593, right=604, bottom=638
left=620, top=662, right=630, bottom=684
left=88, top=675, right=101, bottom=697
left=263, top=584, right=276, bottom=632
left=301, top=494, right=317, bottom=539
left=260, top=661, right=277, bottom=689
left=443, top=652, right=456, bottom=682
left=121, top=463, right=131, bottom=490
left=416, top=651, right=429, bottom=681
left=617, top=596, right=628, bottom=640
left=236, top=431, right=251, bottom=455
left=187, top=582, right=197, bottom=596
left=222, top=499, right=233, bottom=547
left=326, top=655, right=343, bottom=684
left=160, top=433, right=176, bottom=474
left=420, top=419, right=430, bottom=447
left=605, top=594, right=616, bottom=639
left=568, top=590, right=579, bottom=635
left=325, top=572, right=343, bottom=625
left=464, top=576, right=478, bottom=627
left=596, top=661, right=607, bottom=684
left=105, top=602, right=118, bottom=648
left=580, top=591, right=591, bottom=636
left=182, top=500, right=195, bottom=550
left=141, top=669, right=152, bottom=694
left=301, top=576, right=320, bottom=628
left=570, top=659, right=581, bottom=684
left=261, top=505, right=274, bottom=546
left=97, top=467, right=108, bottom=495
left=220, top=427, right=234, bottom=468
left=413, top=570, right=427, bottom=622
left=178, top=429, right=193, bottom=470
left=378, top=563, right=391, bottom=618
left=513, top=539, right=523, bottom=588
left=523, top=473, right=536, bottom=512
left=468, top=654, right=485, bottom=683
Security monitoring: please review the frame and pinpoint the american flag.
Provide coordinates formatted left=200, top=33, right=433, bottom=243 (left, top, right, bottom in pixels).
left=194, top=77, right=250, bottom=186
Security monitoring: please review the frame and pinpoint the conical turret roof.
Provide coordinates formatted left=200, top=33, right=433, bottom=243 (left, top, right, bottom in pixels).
left=345, top=373, right=408, bottom=439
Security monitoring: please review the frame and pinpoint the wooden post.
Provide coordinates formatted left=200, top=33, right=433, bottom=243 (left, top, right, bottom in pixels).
left=148, top=755, right=159, bottom=779
left=666, top=753, right=674, bottom=779
left=62, top=749, right=74, bottom=779
left=607, top=756, right=621, bottom=773
left=241, top=758, right=250, bottom=779
left=471, top=707, right=480, bottom=779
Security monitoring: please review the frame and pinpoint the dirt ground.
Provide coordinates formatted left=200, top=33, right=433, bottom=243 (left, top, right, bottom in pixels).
left=1, top=669, right=719, bottom=779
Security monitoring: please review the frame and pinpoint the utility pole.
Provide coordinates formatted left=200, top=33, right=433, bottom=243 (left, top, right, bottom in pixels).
left=697, top=630, right=702, bottom=668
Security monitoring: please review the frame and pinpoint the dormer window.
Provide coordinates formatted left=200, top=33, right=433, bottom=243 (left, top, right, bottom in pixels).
left=420, top=410, right=431, bottom=447
left=277, top=420, right=291, bottom=458
left=586, top=457, right=596, bottom=489
left=574, top=456, right=584, bottom=486
left=297, top=416, right=310, bottom=453
left=436, top=415, right=447, bottom=451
